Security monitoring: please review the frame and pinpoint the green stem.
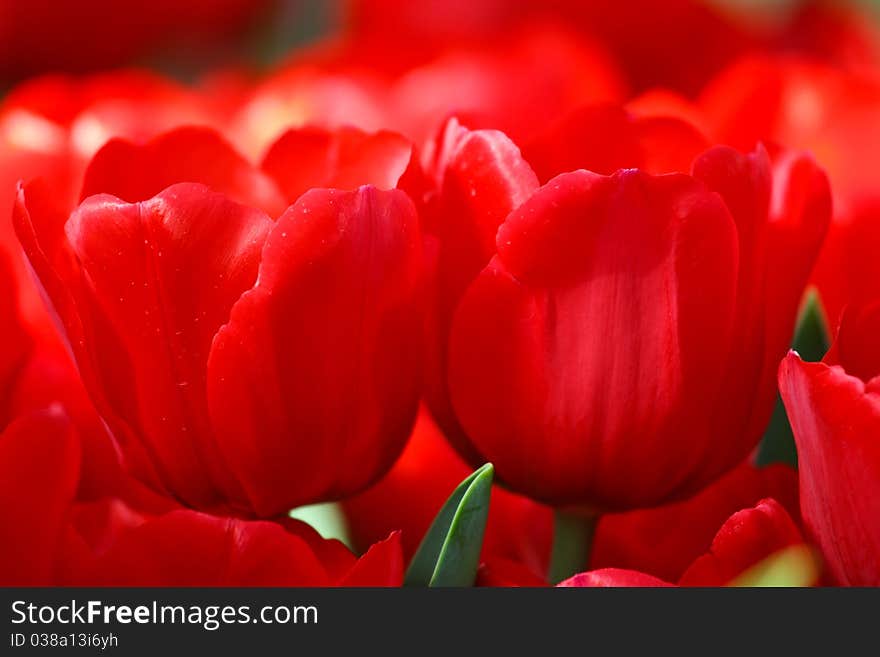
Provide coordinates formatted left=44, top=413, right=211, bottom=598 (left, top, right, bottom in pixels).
left=548, top=509, right=598, bottom=585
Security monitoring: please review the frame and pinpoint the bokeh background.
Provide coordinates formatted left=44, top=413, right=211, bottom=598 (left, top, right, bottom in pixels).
left=2, top=0, right=880, bottom=584
left=3, top=0, right=880, bottom=91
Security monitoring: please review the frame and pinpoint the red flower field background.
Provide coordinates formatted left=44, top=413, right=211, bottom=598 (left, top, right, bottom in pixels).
left=1, top=0, right=879, bottom=587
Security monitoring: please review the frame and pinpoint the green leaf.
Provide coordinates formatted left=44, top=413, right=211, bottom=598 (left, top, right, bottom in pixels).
left=729, top=545, right=819, bottom=587
left=790, top=288, right=831, bottom=362
left=405, top=463, right=494, bottom=587
left=756, top=288, right=830, bottom=467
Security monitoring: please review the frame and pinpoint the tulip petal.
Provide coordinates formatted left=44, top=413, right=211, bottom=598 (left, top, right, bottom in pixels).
left=80, top=126, right=286, bottom=216
left=779, top=352, right=880, bottom=585
left=338, top=531, right=405, bottom=586
left=278, top=516, right=358, bottom=581
left=64, top=183, right=272, bottom=510
left=679, top=498, right=805, bottom=586
left=261, top=126, right=412, bottom=204
left=416, top=118, right=539, bottom=462
left=91, top=510, right=330, bottom=586
left=691, top=145, right=830, bottom=483
left=207, top=186, right=423, bottom=516
left=523, top=104, right=709, bottom=183
left=755, top=152, right=832, bottom=428
left=558, top=569, right=673, bottom=588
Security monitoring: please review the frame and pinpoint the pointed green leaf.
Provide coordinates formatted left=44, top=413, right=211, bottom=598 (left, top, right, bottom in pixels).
left=729, top=545, right=819, bottom=587
left=756, top=288, right=830, bottom=467
left=405, top=463, right=494, bottom=587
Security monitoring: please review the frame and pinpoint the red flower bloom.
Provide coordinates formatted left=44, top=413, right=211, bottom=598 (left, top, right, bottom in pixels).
left=779, top=301, right=880, bottom=586
left=443, top=134, right=829, bottom=508
left=15, top=127, right=424, bottom=517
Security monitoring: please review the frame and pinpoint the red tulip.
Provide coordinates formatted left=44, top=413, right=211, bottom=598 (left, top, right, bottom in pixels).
left=446, top=141, right=829, bottom=508
left=411, top=110, right=706, bottom=463
left=15, top=127, right=424, bottom=517
left=779, top=301, right=880, bottom=585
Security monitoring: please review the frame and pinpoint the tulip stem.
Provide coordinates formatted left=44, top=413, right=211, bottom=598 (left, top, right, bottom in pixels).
left=548, top=510, right=597, bottom=585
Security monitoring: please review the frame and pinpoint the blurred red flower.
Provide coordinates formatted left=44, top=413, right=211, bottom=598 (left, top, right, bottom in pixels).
left=0, top=0, right=274, bottom=82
